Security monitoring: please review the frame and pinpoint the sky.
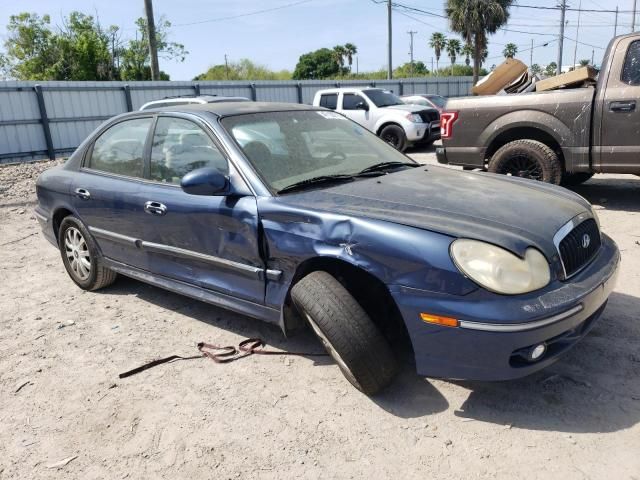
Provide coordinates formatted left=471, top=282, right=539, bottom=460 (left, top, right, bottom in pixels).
left=0, top=0, right=637, bottom=80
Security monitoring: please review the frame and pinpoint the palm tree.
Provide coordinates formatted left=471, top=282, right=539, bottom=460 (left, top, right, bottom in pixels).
left=579, top=59, right=590, bottom=67
left=332, top=45, right=346, bottom=69
left=343, top=43, right=357, bottom=72
left=462, top=42, right=474, bottom=66
left=502, top=43, right=518, bottom=58
left=446, top=0, right=514, bottom=85
left=429, top=32, right=447, bottom=73
left=446, top=39, right=462, bottom=75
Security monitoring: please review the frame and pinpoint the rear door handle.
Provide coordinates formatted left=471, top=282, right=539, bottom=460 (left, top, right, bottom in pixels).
left=610, top=100, right=636, bottom=112
left=74, top=188, right=91, bottom=200
left=144, top=201, right=167, bottom=216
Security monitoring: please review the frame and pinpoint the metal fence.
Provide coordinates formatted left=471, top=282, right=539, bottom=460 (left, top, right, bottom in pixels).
left=0, top=77, right=473, bottom=164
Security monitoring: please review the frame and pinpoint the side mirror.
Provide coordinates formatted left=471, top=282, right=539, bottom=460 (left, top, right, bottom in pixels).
left=356, top=101, right=369, bottom=111
left=180, top=167, right=228, bottom=196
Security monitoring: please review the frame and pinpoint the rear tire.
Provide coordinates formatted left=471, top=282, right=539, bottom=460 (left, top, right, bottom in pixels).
left=291, top=271, right=398, bottom=395
left=379, top=124, right=407, bottom=152
left=58, top=216, right=117, bottom=291
left=561, top=172, right=594, bottom=186
left=488, top=139, right=562, bottom=185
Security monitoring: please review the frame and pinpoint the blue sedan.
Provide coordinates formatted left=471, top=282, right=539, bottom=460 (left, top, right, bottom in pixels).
left=35, top=102, right=620, bottom=395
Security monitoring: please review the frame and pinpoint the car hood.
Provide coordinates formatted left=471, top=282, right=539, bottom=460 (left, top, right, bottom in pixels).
left=279, top=166, right=591, bottom=259
left=382, top=104, right=425, bottom=114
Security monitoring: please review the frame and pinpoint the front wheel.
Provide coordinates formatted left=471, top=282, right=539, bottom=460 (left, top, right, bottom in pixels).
left=58, top=216, right=117, bottom=291
left=488, top=139, right=562, bottom=184
left=291, top=271, right=398, bottom=395
left=379, top=124, right=407, bottom=152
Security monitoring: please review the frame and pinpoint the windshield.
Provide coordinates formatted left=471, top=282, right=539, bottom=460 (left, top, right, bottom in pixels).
left=362, top=89, right=404, bottom=107
left=426, top=95, right=446, bottom=108
left=221, top=110, right=415, bottom=193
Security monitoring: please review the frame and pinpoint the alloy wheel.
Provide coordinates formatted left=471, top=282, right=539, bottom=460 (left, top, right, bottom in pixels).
left=64, top=226, right=92, bottom=281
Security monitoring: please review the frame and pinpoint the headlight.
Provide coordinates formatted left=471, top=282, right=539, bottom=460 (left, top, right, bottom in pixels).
left=406, top=113, right=422, bottom=123
left=450, top=239, right=551, bottom=295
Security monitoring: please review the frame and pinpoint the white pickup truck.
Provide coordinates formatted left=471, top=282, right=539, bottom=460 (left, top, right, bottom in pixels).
left=312, top=87, right=440, bottom=151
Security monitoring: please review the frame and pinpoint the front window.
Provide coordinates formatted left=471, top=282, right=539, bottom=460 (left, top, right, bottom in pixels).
left=222, top=110, right=415, bottom=192
left=362, top=89, right=404, bottom=107
left=621, top=40, right=640, bottom=85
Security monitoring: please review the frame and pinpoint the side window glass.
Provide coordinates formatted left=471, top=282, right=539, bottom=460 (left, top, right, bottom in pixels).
left=343, top=94, right=365, bottom=110
left=150, top=117, right=229, bottom=184
left=88, top=118, right=152, bottom=178
left=319, top=94, right=338, bottom=110
left=621, top=40, right=640, bottom=85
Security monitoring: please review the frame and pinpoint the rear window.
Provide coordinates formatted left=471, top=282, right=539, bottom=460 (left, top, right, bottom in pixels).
left=319, top=94, right=338, bottom=110
left=621, top=40, right=640, bottom=85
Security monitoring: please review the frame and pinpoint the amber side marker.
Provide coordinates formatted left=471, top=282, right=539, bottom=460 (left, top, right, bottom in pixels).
left=420, top=313, right=459, bottom=328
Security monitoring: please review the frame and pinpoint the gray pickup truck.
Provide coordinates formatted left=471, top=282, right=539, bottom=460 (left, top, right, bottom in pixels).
left=436, top=33, right=640, bottom=185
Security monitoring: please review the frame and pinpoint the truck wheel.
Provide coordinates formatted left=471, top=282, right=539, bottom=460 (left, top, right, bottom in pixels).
left=488, top=139, right=562, bottom=184
left=379, top=124, right=407, bottom=151
left=58, top=216, right=117, bottom=291
left=291, top=271, right=398, bottom=395
left=561, top=172, right=594, bottom=186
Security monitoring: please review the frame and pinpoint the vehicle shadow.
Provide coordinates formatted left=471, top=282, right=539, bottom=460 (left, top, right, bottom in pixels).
left=101, top=276, right=450, bottom=418
left=569, top=174, right=640, bottom=213
left=450, top=291, right=640, bottom=433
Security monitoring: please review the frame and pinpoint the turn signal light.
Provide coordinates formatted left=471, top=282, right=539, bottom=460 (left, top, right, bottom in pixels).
left=420, top=313, right=459, bottom=328
left=440, top=111, right=458, bottom=139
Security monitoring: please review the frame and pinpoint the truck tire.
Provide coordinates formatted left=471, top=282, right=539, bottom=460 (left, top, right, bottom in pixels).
left=488, top=139, right=562, bottom=185
left=379, top=124, right=407, bottom=152
left=291, top=271, right=398, bottom=395
left=561, top=172, right=594, bottom=186
left=58, top=216, right=117, bottom=291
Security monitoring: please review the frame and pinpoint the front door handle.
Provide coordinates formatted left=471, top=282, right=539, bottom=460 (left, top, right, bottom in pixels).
left=74, top=188, right=91, bottom=200
left=610, top=100, right=636, bottom=112
left=144, top=201, right=167, bottom=216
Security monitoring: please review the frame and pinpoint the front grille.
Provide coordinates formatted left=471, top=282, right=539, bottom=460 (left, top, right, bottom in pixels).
left=558, top=218, right=601, bottom=277
left=418, top=109, right=439, bottom=123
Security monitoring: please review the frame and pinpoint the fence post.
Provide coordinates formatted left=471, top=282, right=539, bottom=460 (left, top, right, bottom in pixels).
left=34, top=85, right=55, bottom=160
left=123, top=84, right=133, bottom=112
left=250, top=83, right=257, bottom=101
left=399, top=81, right=404, bottom=95
left=194, top=83, right=201, bottom=96
left=297, top=82, right=303, bottom=104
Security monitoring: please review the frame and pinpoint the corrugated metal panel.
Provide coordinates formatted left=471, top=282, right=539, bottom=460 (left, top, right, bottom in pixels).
left=0, top=77, right=473, bottom=163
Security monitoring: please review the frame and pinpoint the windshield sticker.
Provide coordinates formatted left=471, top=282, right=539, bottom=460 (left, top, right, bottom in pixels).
left=317, top=111, right=347, bottom=120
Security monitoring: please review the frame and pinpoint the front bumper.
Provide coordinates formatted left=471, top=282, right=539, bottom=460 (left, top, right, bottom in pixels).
left=405, top=121, right=440, bottom=143
left=389, top=233, right=620, bottom=380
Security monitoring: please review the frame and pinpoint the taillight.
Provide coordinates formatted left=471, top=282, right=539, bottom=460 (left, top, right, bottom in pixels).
left=440, top=111, right=458, bottom=139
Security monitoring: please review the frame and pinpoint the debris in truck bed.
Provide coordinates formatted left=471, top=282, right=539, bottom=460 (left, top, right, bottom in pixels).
left=472, top=58, right=528, bottom=95
left=535, top=66, right=598, bottom=92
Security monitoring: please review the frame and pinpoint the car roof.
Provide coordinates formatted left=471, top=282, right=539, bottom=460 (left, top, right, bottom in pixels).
left=150, top=101, right=324, bottom=117
left=315, top=87, right=382, bottom=94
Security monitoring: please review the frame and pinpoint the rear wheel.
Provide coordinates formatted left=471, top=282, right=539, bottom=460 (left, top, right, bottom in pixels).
left=488, top=139, right=562, bottom=184
left=291, top=271, right=398, bottom=395
left=379, top=124, right=407, bottom=152
left=561, top=172, right=594, bottom=186
left=58, top=216, right=117, bottom=291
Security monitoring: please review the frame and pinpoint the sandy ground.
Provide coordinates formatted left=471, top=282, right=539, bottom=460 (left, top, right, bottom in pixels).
left=1, top=150, right=639, bottom=480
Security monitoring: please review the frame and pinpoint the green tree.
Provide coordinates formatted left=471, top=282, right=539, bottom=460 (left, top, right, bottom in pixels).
left=120, top=17, right=186, bottom=80
left=57, top=12, right=112, bottom=80
left=292, top=48, right=342, bottom=79
left=429, top=32, right=447, bottom=72
left=502, top=42, right=518, bottom=58
left=544, top=62, right=557, bottom=76
left=332, top=45, right=346, bottom=69
left=343, top=43, right=358, bottom=71
left=446, top=38, right=462, bottom=75
left=579, top=59, right=590, bottom=67
left=531, top=63, right=543, bottom=75
left=194, top=58, right=290, bottom=80
left=393, top=61, right=429, bottom=77
left=461, top=42, right=474, bottom=66
left=446, top=0, right=514, bottom=85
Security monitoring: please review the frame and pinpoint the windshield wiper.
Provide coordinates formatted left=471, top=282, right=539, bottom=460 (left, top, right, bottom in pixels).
left=277, top=174, right=355, bottom=194
left=357, top=161, right=419, bottom=175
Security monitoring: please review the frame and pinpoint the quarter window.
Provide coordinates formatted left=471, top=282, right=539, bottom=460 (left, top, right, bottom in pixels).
left=343, top=94, right=366, bottom=110
left=621, top=40, right=640, bottom=85
left=88, top=118, right=152, bottom=178
left=150, top=117, right=228, bottom=184
left=319, top=94, right=338, bottom=110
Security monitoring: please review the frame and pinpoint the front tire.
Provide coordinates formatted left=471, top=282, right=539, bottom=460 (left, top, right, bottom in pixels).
left=488, top=139, right=562, bottom=184
left=379, top=124, right=407, bottom=152
left=58, top=216, right=117, bottom=291
left=291, top=271, right=398, bottom=395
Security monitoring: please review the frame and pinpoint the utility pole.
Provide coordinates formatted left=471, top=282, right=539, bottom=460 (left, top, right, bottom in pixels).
left=614, top=6, right=619, bottom=37
left=356, top=56, right=359, bottom=75
left=431, top=57, right=434, bottom=73
left=143, top=0, right=160, bottom=80
left=407, top=30, right=417, bottom=77
left=387, top=0, right=393, bottom=79
left=530, top=38, right=534, bottom=68
left=591, top=49, right=595, bottom=65
left=557, top=0, right=567, bottom=75
left=224, top=54, right=229, bottom=80
left=572, top=0, right=582, bottom=68
left=633, top=0, right=637, bottom=32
